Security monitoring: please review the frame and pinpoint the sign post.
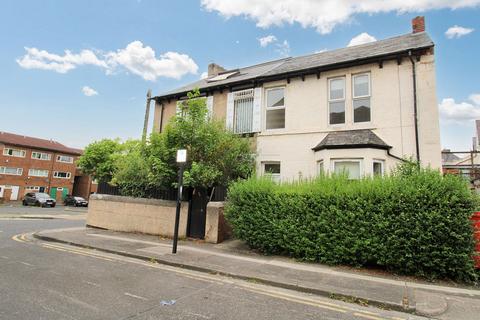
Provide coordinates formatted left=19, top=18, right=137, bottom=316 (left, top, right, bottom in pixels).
left=172, top=149, right=187, bottom=254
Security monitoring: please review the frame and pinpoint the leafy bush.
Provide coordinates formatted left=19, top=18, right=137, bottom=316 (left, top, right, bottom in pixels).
left=226, top=166, right=479, bottom=282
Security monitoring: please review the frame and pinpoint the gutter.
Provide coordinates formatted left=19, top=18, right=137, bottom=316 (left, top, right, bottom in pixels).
left=408, top=50, right=421, bottom=163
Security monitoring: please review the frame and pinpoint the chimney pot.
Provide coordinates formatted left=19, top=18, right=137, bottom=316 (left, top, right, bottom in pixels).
left=412, top=16, right=425, bottom=33
left=208, top=63, right=226, bottom=77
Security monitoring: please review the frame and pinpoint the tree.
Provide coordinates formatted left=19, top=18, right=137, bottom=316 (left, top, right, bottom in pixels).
left=77, top=139, right=121, bottom=183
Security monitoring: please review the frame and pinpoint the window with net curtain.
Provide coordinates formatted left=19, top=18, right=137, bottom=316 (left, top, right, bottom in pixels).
left=333, top=160, right=361, bottom=179
left=266, top=88, right=285, bottom=129
left=353, top=73, right=371, bottom=123
left=329, top=77, right=345, bottom=125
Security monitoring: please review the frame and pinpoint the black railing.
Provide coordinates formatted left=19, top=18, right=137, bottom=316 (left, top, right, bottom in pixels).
left=96, top=182, right=227, bottom=202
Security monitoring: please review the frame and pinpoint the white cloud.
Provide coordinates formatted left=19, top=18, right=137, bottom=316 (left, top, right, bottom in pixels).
left=445, top=25, right=474, bottom=38
left=347, top=32, right=377, bottom=47
left=16, top=47, right=107, bottom=73
left=16, top=41, right=198, bottom=81
left=200, top=71, right=208, bottom=79
left=105, top=41, right=198, bottom=81
left=201, top=0, right=480, bottom=34
left=82, top=86, right=98, bottom=96
left=315, top=48, right=328, bottom=53
left=438, top=97, right=480, bottom=123
left=469, top=94, right=480, bottom=105
left=275, top=40, right=290, bottom=57
left=258, top=35, right=277, bottom=47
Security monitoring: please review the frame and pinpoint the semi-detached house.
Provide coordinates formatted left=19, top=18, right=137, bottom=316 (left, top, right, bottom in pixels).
left=152, top=17, right=441, bottom=181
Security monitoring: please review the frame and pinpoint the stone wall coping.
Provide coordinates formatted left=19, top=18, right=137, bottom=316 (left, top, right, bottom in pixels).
left=207, top=201, right=225, bottom=208
left=91, top=193, right=185, bottom=207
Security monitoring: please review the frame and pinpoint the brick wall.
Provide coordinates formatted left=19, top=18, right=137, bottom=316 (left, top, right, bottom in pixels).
left=0, top=143, right=78, bottom=201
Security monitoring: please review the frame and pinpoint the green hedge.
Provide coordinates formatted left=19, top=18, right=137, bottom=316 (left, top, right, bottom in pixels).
left=225, top=167, right=479, bottom=282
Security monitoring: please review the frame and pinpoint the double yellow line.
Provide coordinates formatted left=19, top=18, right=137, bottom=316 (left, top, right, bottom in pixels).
left=11, top=233, right=409, bottom=320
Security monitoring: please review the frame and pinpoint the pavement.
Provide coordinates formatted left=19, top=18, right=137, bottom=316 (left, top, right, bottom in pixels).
left=34, top=226, right=480, bottom=319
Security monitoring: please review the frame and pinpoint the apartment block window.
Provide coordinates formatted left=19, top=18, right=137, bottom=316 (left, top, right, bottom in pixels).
left=373, top=160, right=384, bottom=176
left=263, top=162, right=281, bottom=183
left=329, top=77, right=346, bottom=125
left=266, top=88, right=285, bottom=130
left=56, top=155, right=74, bottom=163
left=0, top=167, right=23, bottom=175
left=353, top=73, right=371, bottom=123
left=31, top=151, right=51, bottom=161
left=333, top=159, right=361, bottom=179
left=28, top=169, right=49, bottom=177
left=233, top=89, right=254, bottom=134
left=53, top=171, right=71, bottom=179
left=3, top=148, right=26, bottom=157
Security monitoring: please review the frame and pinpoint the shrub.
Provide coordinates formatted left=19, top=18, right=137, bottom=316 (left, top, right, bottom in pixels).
left=225, top=166, right=479, bottom=282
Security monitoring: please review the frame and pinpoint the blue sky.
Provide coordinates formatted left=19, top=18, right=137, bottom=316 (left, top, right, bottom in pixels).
left=0, top=0, right=479, bottom=151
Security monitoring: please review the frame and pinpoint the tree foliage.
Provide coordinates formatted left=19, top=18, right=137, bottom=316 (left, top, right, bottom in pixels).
left=77, top=139, right=121, bottom=183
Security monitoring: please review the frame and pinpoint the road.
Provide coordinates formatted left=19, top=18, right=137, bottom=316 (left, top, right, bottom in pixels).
left=0, top=209, right=424, bottom=319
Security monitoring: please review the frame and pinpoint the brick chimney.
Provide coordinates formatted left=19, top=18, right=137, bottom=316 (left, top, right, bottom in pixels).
left=208, top=63, right=226, bottom=77
left=412, top=16, right=425, bottom=33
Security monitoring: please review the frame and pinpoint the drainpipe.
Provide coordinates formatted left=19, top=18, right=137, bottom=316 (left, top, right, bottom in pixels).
left=408, top=50, right=421, bottom=164
left=159, top=102, right=165, bottom=133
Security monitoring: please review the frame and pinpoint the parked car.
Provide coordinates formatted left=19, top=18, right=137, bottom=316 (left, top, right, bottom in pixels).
left=64, top=195, right=88, bottom=207
left=23, top=193, right=56, bottom=207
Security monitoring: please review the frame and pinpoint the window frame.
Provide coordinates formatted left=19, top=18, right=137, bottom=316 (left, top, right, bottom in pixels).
left=53, top=171, right=71, bottom=179
left=265, top=87, right=286, bottom=131
left=3, top=148, right=26, bottom=158
left=332, top=158, right=363, bottom=180
left=233, top=88, right=255, bottom=134
left=328, top=77, right=346, bottom=126
left=31, top=151, right=51, bottom=161
left=28, top=168, right=49, bottom=177
left=0, top=166, right=23, bottom=176
left=262, top=161, right=281, bottom=182
left=352, top=72, right=372, bottom=123
left=317, top=160, right=324, bottom=176
left=56, top=155, right=74, bottom=163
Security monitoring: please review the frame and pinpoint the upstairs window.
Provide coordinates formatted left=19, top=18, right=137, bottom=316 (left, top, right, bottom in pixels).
left=0, top=167, right=23, bottom=175
left=32, top=151, right=51, bottom=161
left=353, top=73, right=371, bottom=123
left=3, top=148, right=26, bottom=157
left=266, top=88, right=285, bottom=130
left=329, top=77, right=346, bottom=125
left=233, top=89, right=254, bottom=134
left=28, top=169, right=49, bottom=177
left=56, top=155, right=74, bottom=163
left=54, top=171, right=71, bottom=179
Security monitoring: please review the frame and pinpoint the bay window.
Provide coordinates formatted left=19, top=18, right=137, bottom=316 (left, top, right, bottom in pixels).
left=333, top=159, right=362, bottom=179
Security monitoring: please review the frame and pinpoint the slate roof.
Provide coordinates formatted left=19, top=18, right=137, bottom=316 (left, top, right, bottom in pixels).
left=155, top=32, right=434, bottom=100
left=312, top=129, right=391, bottom=152
left=0, top=131, right=83, bottom=155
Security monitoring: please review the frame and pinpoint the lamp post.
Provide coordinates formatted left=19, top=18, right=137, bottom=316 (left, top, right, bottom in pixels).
left=172, top=149, right=187, bottom=254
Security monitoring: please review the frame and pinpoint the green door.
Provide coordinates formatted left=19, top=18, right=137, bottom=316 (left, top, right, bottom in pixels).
left=62, top=188, right=68, bottom=200
left=50, top=187, right=57, bottom=199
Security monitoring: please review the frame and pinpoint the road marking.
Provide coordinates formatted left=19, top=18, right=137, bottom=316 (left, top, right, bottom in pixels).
left=25, top=235, right=410, bottom=320
left=124, top=292, right=149, bottom=301
left=19, top=261, right=34, bottom=266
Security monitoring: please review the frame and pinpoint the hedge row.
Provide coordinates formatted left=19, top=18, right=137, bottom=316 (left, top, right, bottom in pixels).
left=225, top=167, right=479, bottom=281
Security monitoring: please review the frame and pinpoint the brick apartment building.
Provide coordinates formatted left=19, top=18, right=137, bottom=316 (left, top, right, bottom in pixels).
left=0, top=131, right=96, bottom=203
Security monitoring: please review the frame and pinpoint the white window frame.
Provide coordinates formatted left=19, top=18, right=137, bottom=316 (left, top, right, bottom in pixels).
left=53, top=171, right=71, bottom=179
left=262, top=161, right=281, bottom=183
left=28, top=168, right=49, bottom=177
left=233, top=88, right=255, bottom=134
left=3, top=148, right=26, bottom=158
left=352, top=72, right=371, bottom=123
left=317, top=160, right=325, bottom=176
left=56, top=155, right=74, bottom=163
left=0, top=166, right=23, bottom=176
left=265, top=87, right=286, bottom=131
left=332, top=159, right=363, bottom=180
left=328, top=77, right=346, bottom=126
left=25, top=186, right=41, bottom=191
left=31, top=151, right=51, bottom=161
left=372, top=159, right=385, bottom=177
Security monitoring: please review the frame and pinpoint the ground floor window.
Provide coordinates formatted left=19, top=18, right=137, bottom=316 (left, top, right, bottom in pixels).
left=333, top=159, right=362, bottom=179
left=373, top=160, right=385, bottom=176
left=263, top=162, right=281, bottom=183
left=317, top=160, right=324, bottom=176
